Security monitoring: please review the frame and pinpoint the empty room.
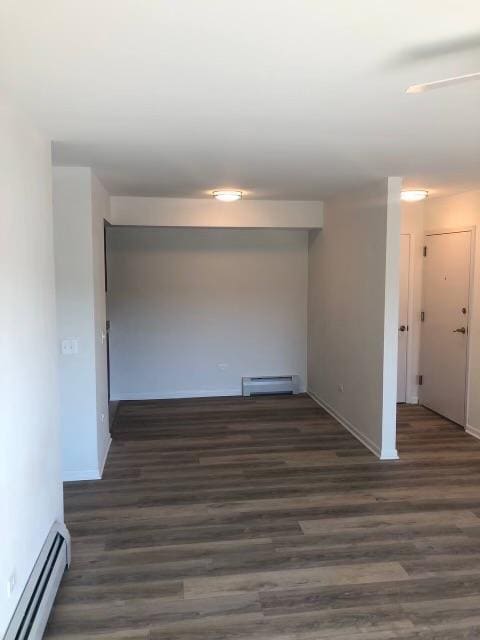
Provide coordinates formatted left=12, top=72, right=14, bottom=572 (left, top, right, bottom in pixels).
left=2, top=2, right=480, bottom=639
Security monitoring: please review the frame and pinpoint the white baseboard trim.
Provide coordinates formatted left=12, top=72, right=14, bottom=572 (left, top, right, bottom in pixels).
left=63, top=468, right=101, bottom=482
left=99, top=435, right=112, bottom=478
left=466, top=424, right=480, bottom=441
left=308, top=389, right=398, bottom=461
left=308, top=389, right=381, bottom=458
left=380, top=447, right=399, bottom=461
left=111, top=388, right=241, bottom=401
left=63, top=437, right=111, bottom=482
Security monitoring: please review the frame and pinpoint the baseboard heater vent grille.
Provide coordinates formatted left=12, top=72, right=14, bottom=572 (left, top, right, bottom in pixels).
left=242, top=375, right=300, bottom=397
left=5, top=521, right=71, bottom=640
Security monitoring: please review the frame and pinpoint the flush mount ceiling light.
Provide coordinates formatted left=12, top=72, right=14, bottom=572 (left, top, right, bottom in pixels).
left=401, top=189, right=429, bottom=203
left=212, top=190, right=243, bottom=202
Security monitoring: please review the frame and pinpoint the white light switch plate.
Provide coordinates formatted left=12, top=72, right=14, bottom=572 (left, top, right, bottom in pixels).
left=7, top=573, right=15, bottom=597
left=61, top=338, right=79, bottom=355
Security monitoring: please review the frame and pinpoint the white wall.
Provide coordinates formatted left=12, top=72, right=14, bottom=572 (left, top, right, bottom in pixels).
left=381, top=178, right=402, bottom=455
left=308, top=178, right=402, bottom=459
left=53, top=168, right=98, bottom=479
left=422, top=191, right=480, bottom=435
left=108, top=228, right=308, bottom=399
left=110, top=196, right=323, bottom=229
left=0, top=100, right=63, bottom=635
left=53, top=167, right=111, bottom=481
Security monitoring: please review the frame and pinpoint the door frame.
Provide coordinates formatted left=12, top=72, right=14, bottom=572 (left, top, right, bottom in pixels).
left=399, top=233, right=414, bottom=403
left=420, top=225, right=476, bottom=427
left=104, top=219, right=112, bottom=418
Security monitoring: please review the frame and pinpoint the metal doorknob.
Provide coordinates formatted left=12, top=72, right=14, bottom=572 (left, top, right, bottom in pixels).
left=399, top=325, right=406, bottom=332
left=453, top=327, right=466, bottom=334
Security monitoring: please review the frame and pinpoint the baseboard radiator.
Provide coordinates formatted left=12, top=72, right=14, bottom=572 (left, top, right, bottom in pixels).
left=242, top=375, right=300, bottom=396
left=5, top=521, right=71, bottom=640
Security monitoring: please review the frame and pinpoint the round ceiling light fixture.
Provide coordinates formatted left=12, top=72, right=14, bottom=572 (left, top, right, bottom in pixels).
left=212, top=190, right=243, bottom=202
left=401, top=189, right=429, bottom=202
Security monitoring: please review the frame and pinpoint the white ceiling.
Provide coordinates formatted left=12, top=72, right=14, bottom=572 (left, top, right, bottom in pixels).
left=0, top=1, right=479, bottom=199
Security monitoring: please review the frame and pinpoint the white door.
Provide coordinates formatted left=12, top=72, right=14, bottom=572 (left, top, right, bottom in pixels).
left=420, top=231, right=472, bottom=425
left=397, top=234, right=410, bottom=403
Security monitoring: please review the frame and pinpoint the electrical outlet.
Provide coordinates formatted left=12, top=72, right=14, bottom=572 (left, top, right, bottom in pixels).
left=7, top=572, right=15, bottom=597
left=338, top=383, right=344, bottom=393
left=101, top=413, right=105, bottom=423
left=217, top=363, right=228, bottom=371
left=61, top=337, right=79, bottom=355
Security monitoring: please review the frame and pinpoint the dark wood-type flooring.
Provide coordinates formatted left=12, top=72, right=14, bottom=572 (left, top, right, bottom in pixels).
left=46, top=395, right=480, bottom=639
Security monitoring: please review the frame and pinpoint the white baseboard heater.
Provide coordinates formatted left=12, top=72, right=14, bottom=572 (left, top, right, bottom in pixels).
left=5, top=521, right=71, bottom=640
left=242, top=375, right=300, bottom=396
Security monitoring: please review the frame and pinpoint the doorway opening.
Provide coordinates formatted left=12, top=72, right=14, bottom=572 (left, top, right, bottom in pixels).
left=104, top=219, right=117, bottom=430
left=397, top=224, right=475, bottom=453
left=397, top=233, right=411, bottom=404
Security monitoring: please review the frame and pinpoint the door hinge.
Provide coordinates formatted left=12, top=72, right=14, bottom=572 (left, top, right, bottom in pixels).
left=421, top=311, right=425, bottom=322
left=423, top=246, right=427, bottom=257
left=418, top=375, right=423, bottom=386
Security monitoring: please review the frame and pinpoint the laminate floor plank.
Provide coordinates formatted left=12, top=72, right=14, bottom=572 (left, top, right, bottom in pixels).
left=45, top=395, right=480, bottom=638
